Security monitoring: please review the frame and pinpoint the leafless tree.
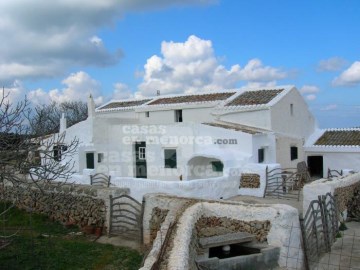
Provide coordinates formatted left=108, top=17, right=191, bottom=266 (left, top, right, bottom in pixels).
left=0, top=89, right=80, bottom=249
left=30, top=101, right=87, bottom=136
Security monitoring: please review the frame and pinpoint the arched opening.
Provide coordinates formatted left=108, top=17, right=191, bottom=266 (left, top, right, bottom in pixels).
left=187, top=156, right=224, bottom=180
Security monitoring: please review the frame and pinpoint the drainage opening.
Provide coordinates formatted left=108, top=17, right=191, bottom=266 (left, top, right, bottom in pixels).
left=209, top=244, right=261, bottom=259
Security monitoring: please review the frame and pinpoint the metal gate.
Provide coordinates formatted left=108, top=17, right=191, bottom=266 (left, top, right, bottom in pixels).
left=109, top=195, right=143, bottom=242
left=300, top=192, right=339, bottom=270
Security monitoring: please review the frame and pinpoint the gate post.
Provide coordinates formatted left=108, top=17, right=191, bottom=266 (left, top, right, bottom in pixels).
left=318, top=195, right=331, bottom=252
left=299, top=216, right=310, bottom=270
left=109, top=195, right=113, bottom=236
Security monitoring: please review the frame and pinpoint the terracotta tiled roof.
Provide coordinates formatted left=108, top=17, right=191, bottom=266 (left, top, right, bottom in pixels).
left=148, top=92, right=235, bottom=105
left=225, top=89, right=284, bottom=107
left=98, top=99, right=152, bottom=110
left=314, top=130, right=360, bottom=146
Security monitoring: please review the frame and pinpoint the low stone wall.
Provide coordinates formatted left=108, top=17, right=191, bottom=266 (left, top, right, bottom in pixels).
left=196, top=216, right=270, bottom=242
left=303, top=172, right=360, bottom=214
left=141, top=194, right=303, bottom=270
left=347, top=185, right=360, bottom=219
left=149, top=207, right=169, bottom=245
left=334, top=181, right=360, bottom=213
left=237, top=163, right=280, bottom=197
left=1, top=180, right=129, bottom=230
left=240, top=173, right=260, bottom=188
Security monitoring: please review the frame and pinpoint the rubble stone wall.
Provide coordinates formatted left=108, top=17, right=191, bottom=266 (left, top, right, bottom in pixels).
left=240, top=173, right=261, bottom=188
left=0, top=181, right=129, bottom=229
left=303, top=172, right=360, bottom=214
left=334, top=181, right=360, bottom=213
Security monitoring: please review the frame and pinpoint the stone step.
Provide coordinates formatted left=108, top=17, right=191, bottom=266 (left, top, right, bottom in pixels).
left=199, top=232, right=255, bottom=249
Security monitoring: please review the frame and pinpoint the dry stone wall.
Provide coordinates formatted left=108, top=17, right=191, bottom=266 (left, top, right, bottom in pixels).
left=334, top=181, right=360, bottom=213
left=346, top=184, right=360, bottom=219
left=0, top=181, right=129, bottom=229
left=149, top=207, right=169, bottom=245
left=240, top=173, right=261, bottom=188
left=196, top=216, right=270, bottom=242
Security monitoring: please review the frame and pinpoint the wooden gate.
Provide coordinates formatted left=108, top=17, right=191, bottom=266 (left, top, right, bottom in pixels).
left=109, top=195, right=143, bottom=242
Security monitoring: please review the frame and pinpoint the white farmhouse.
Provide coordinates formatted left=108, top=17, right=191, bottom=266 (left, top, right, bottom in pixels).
left=57, top=85, right=317, bottom=182
left=305, top=128, right=360, bottom=178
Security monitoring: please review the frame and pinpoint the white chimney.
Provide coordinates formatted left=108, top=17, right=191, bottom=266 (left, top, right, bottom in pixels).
left=88, top=94, right=95, bottom=118
left=60, top=113, right=67, bottom=134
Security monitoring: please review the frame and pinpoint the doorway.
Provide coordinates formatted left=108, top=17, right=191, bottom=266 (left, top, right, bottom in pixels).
left=307, top=156, right=323, bottom=178
left=86, top=152, right=95, bottom=169
left=135, top=142, right=147, bottom=178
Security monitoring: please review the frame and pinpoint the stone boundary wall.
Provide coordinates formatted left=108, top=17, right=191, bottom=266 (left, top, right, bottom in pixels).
left=140, top=194, right=303, bottom=270
left=334, top=181, right=360, bottom=213
left=1, top=180, right=129, bottom=231
left=303, top=172, right=360, bottom=214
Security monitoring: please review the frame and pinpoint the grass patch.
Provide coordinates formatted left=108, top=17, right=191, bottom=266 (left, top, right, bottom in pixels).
left=0, top=203, right=143, bottom=270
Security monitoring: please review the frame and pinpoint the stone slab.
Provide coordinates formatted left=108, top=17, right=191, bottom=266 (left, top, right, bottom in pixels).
left=199, top=232, right=255, bottom=249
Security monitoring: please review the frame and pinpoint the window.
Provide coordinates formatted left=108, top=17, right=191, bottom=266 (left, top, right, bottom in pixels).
left=145, top=111, right=150, bottom=118
left=139, top=147, right=146, bottom=160
left=290, top=103, right=294, bottom=116
left=98, top=153, right=104, bottom=163
left=211, top=161, right=224, bottom=172
left=175, top=110, right=182, bottom=122
left=164, top=149, right=177, bottom=168
left=290, top=146, right=298, bottom=161
left=258, top=148, right=265, bottom=163
left=53, top=145, right=67, bottom=161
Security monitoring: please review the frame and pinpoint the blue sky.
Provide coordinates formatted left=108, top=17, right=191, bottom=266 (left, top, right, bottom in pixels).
left=1, top=0, right=359, bottom=128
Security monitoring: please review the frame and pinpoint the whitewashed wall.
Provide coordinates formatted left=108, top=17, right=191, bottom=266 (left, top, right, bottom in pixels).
left=276, top=135, right=305, bottom=169
left=68, top=169, right=240, bottom=202
left=136, top=106, right=217, bottom=125
left=302, top=172, right=360, bottom=213
left=306, top=150, right=360, bottom=178
left=270, top=87, right=317, bottom=140
left=238, top=163, right=280, bottom=197
left=220, top=109, right=271, bottom=130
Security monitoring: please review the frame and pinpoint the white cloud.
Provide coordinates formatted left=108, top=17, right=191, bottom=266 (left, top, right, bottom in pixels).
left=48, top=71, right=103, bottom=104
left=332, top=61, right=360, bottom=86
left=112, top=83, right=134, bottom=100
left=306, top=94, right=317, bottom=101
left=0, top=0, right=213, bottom=83
left=321, top=104, right=338, bottom=111
left=1, top=80, right=27, bottom=105
left=3, top=71, right=104, bottom=107
left=300, top=85, right=320, bottom=94
left=317, top=57, right=347, bottom=72
left=137, top=35, right=287, bottom=96
left=300, top=85, right=320, bottom=101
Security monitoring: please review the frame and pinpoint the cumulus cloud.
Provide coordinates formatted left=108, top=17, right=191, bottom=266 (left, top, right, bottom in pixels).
left=3, top=71, right=104, bottom=107
left=300, top=85, right=320, bottom=101
left=317, top=57, right=347, bottom=72
left=0, top=0, right=213, bottom=83
left=332, top=61, right=360, bottom=86
left=48, top=71, right=103, bottom=104
left=300, top=85, right=320, bottom=94
left=112, top=83, right=134, bottom=100
left=136, top=35, right=287, bottom=96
